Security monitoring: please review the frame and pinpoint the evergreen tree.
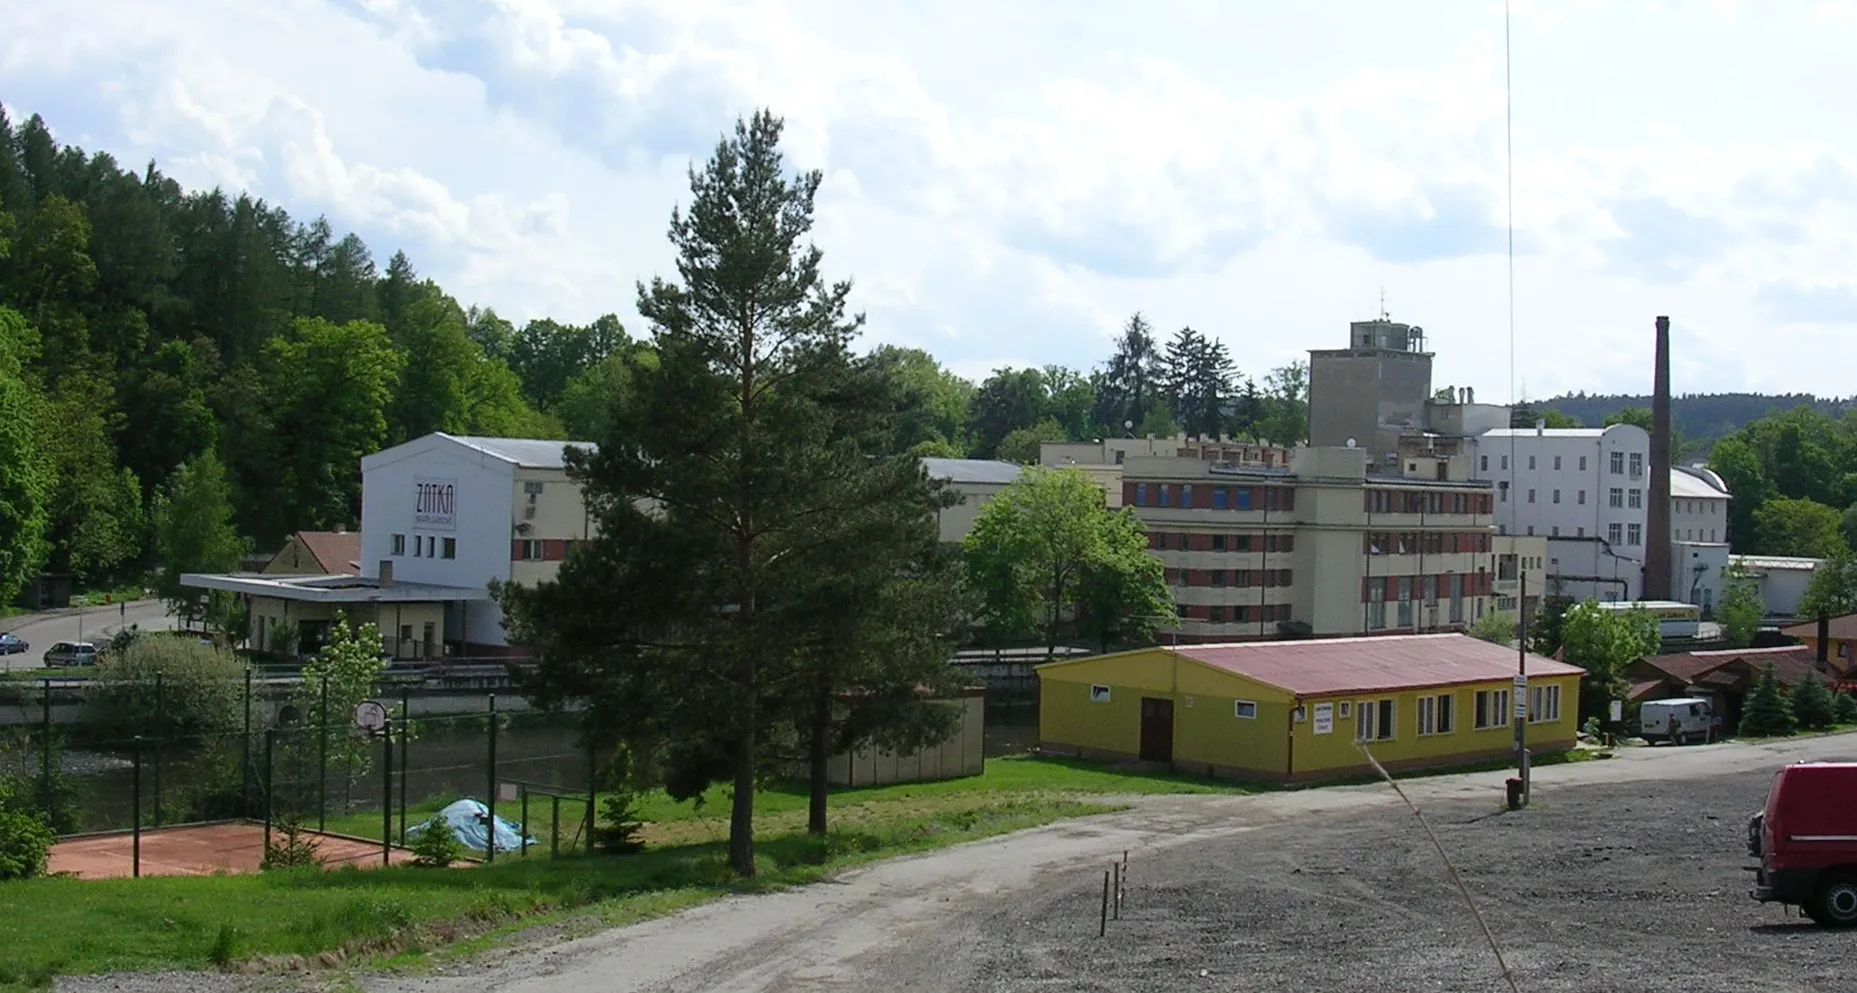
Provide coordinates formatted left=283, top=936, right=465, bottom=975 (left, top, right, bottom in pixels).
left=1833, top=690, right=1857, bottom=725
left=1739, top=663, right=1796, bottom=738
left=1789, top=671, right=1837, bottom=731
left=1093, top=312, right=1163, bottom=436
left=495, top=110, right=914, bottom=877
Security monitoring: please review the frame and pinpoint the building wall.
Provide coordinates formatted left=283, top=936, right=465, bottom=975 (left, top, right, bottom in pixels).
left=1735, top=557, right=1821, bottom=618
left=1307, top=349, right=1434, bottom=459
left=1671, top=494, right=1729, bottom=544
left=936, top=481, right=1011, bottom=544
left=1037, top=650, right=1580, bottom=783
left=361, top=437, right=517, bottom=646
left=247, top=597, right=444, bottom=658
left=1671, top=541, right=1731, bottom=613
left=507, top=466, right=595, bottom=587
left=1475, top=426, right=1653, bottom=602
left=1490, top=534, right=1549, bottom=618
left=824, top=694, right=986, bottom=787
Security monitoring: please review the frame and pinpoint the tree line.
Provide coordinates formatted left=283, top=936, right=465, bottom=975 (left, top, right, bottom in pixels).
left=0, top=104, right=1309, bottom=609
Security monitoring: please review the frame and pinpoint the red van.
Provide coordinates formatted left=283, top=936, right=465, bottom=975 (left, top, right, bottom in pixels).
left=1748, top=762, right=1857, bottom=926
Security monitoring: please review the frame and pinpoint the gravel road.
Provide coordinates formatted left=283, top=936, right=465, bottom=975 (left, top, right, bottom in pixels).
left=53, top=732, right=1857, bottom=993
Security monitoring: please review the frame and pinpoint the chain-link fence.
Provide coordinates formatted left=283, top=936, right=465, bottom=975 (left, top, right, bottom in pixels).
left=0, top=666, right=597, bottom=861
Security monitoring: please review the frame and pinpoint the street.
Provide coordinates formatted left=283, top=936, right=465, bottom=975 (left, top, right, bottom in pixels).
left=0, top=600, right=180, bottom=669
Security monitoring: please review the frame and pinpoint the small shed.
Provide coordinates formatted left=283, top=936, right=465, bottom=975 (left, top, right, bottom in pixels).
left=1037, top=633, right=1585, bottom=784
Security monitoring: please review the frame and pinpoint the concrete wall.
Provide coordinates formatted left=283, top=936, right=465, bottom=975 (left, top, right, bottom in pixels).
left=936, top=482, right=1010, bottom=544
left=507, top=466, right=594, bottom=588
left=249, top=597, right=446, bottom=658
left=825, top=694, right=987, bottom=787
left=1309, top=350, right=1435, bottom=460
left=1671, top=542, right=1731, bottom=614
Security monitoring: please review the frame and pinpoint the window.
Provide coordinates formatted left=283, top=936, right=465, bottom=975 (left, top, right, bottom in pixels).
left=1528, top=455, right=1536, bottom=470
left=1610, top=451, right=1624, bottom=475
left=1499, top=482, right=1509, bottom=503
left=1711, top=529, right=1718, bottom=542
left=391, top=534, right=406, bottom=555
left=1475, top=689, right=1512, bottom=729
left=1629, top=452, right=1644, bottom=477
left=1609, top=488, right=1623, bottom=508
left=1577, top=527, right=1585, bottom=538
left=1577, top=490, right=1586, bottom=505
left=426, top=535, right=437, bottom=557
left=1235, top=488, right=1253, bottom=510
left=1159, top=485, right=1172, bottom=507
left=1357, top=698, right=1395, bottom=741
left=1553, top=456, right=1562, bottom=470
left=1579, top=456, right=1587, bottom=471
left=1209, top=605, right=1224, bottom=622
left=1213, top=488, right=1228, bottom=510
left=1527, top=489, right=1536, bottom=503
left=1418, top=694, right=1455, bottom=735
left=442, top=537, right=457, bottom=559
left=1628, top=488, right=1643, bottom=509
left=1480, top=455, right=1488, bottom=471
left=1552, top=489, right=1561, bottom=504
left=1551, top=526, right=1561, bottom=537
left=1212, top=569, right=1226, bottom=587
left=413, top=535, right=423, bottom=557
left=1135, top=483, right=1148, bottom=506
left=1089, top=685, right=1111, bottom=703
left=1627, top=523, right=1643, bottom=546
left=517, top=539, right=542, bottom=560
left=1528, top=684, right=1561, bottom=723
left=1181, top=484, right=1194, bottom=507
left=1234, top=700, right=1258, bottom=719
left=1115, top=450, right=1125, bottom=465
left=1500, top=455, right=1509, bottom=471
left=1526, top=525, right=1535, bottom=536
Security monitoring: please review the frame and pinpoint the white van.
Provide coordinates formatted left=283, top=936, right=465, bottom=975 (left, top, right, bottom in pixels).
left=1639, top=697, right=1718, bottom=746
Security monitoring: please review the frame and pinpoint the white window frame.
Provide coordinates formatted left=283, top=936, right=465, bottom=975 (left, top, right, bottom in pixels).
left=1528, top=684, right=1561, bottom=724
left=1607, top=523, right=1623, bottom=544
left=1417, top=693, right=1455, bottom=736
left=1357, top=698, right=1395, bottom=741
left=391, top=534, right=406, bottom=555
left=1089, top=684, right=1111, bottom=703
left=1234, top=700, right=1258, bottom=719
left=1475, top=688, right=1512, bottom=729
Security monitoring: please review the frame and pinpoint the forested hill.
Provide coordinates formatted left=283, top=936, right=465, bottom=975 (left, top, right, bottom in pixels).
left=0, top=106, right=632, bottom=600
left=1536, top=393, right=1853, bottom=450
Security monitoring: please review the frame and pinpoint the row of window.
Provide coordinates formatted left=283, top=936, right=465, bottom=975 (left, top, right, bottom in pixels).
left=1364, top=597, right=1468, bottom=628
left=1361, top=572, right=1496, bottom=602
left=1166, top=568, right=1294, bottom=588
left=1128, top=482, right=1296, bottom=511
left=1364, top=531, right=1494, bottom=555
left=1479, top=451, right=1644, bottom=477
left=1150, top=532, right=1295, bottom=553
left=390, top=534, right=457, bottom=560
left=1364, top=489, right=1494, bottom=516
left=1498, top=522, right=1650, bottom=545
left=1175, top=602, right=1293, bottom=623
left=1354, top=685, right=1562, bottom=740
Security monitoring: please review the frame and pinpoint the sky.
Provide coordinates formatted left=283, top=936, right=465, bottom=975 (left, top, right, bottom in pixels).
left=3, top=0, right=1856, bottom=401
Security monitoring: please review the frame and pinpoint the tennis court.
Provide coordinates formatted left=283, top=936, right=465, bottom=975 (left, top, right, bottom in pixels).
left=49, top=822, right=417, bottom=879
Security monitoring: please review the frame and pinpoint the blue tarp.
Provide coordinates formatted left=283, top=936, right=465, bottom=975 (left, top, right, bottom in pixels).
left=406, top=798, right=537, bottom=854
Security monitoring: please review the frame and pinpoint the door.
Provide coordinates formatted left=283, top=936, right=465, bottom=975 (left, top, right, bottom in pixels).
left=1139, top=697, right=1175, bottom=763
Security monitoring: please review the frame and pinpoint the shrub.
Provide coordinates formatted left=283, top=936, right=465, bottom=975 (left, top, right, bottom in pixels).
left=261, top=816, right=324, bottom=871
left=0, top=782, right=55, bottom=881
left=593, top=792, right=646, bottom=855
left=83, top=635, right=248, bottom=740
left=410, top=816, right=462, bottom=869
left=1791, top=673, right=1838, bottom=731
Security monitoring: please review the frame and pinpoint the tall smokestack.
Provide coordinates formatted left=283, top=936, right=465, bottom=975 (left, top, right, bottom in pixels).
left=1644, top=315, right=1674, bottom=602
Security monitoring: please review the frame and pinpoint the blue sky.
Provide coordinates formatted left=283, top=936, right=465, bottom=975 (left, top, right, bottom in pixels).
left=4, top=0, right=1856, bottom=399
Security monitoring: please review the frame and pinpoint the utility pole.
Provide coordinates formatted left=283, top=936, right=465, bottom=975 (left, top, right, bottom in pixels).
left=1513, top=571, right=1530, bottom=806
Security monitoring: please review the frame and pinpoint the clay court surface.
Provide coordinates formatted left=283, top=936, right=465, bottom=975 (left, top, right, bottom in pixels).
left=49, top=822, right=416, bottom=878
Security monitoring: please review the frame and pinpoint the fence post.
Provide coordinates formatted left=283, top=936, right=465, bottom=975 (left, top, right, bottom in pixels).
left=551, top=795, right=561, bottom=859
left=520, top=786, right=530, bottom=858
left=398, top=688, right=411, bottom=844
left=586, top=734, right=598, bottom=856
left=263, top=727, right=276, bottom=854
left=381, top=717, right=393, bottom=867
left=1099, top=869, right=1109, bottom=937
left=317, top=672, right=329, bottom=832
left=40, top=678, right=52, bottom=827
left=153, top=669, right=165, bottom=828
left=242, top=664, right=253, bottom=818
left=485, top=694, right=498, bottom=864
left=132, top=736, right=143, bottom=879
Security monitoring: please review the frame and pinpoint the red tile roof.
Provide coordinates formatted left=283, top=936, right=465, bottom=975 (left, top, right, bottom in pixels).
left=294, top=530, right=361, bottom=575
left=1169, top=633, right=1585, bottom=697
left=1635, top=646, right=1838, bottom=693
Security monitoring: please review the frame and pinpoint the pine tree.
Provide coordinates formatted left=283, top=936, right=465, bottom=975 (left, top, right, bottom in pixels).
left=1789, top=671, right=1838, bottom=731
left=1093, top=313, right=1162, bottom=435
left=1833, top=690, right=1857, bottom=726
left=1738, top=663, right=1796, bottom=738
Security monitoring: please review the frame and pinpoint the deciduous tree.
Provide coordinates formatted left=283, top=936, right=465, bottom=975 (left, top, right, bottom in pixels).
left=1559, top=599, right=1660, bottom=721
left=1716, top=569, right=1764, bottom=648
left=153, top=451, right=249, bottom=622
left=1753, top=497, right=1846, bottom=559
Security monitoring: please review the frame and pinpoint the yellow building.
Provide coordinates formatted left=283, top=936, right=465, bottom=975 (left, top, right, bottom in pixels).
left=1037, top=632, right=1584, bottom=783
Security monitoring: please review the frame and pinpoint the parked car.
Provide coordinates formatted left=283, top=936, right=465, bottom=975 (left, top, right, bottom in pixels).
left=1638, top=697, right=1719, bottom=745
left=1748, top=762, right=1857, bottom=927
left=0, top=632, right=27, bottom=655
left=42, top=641, right=99, bottom=667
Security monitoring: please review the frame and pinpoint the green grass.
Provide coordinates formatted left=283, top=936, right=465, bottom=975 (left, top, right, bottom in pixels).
left=68, top=582, right=152, bottom=610
left=1, top=793, right=1112, bottom=991
left=324, top=754, right=1256, bottom=854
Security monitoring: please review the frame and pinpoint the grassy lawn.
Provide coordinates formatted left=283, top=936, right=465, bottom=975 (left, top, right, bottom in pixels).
left=68, top=583, right=152, bottom=610
left=323, top=754, right=1256, bottom=854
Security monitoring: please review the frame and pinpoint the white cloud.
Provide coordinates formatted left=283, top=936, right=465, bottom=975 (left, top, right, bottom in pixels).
left=4, top=0, right=1857, bottom=400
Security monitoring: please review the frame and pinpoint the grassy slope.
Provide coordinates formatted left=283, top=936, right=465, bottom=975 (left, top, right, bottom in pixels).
left=3, top=757, right=1248, bottom=988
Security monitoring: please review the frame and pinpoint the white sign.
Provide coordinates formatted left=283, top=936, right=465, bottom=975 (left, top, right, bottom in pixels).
left=1312, top=702, right=1334, bottom=735
left=1514, top=699, right=1529, bottom=719
left=1513, top=674, right=1529, bottom=689
left=414, top=476, right=459, bottom=531
left=1610, top=700, right=1624, bottom=722
left=354, top=700, right=388, bottom=735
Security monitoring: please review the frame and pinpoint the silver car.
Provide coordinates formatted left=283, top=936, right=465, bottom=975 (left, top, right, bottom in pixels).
left=43, top=642, right=98, bottom=667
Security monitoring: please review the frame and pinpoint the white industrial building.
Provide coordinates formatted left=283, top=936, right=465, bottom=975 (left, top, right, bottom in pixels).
left=186, top=434, right=597, bottom=658
left=1729, top=554, right=1824, bottom=619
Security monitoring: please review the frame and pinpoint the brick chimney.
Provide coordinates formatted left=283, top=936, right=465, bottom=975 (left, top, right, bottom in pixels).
left=1643, top=315, right=1674, bottom=601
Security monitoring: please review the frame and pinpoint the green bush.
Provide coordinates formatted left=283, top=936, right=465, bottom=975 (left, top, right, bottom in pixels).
left=83, top=635, right=249, bottom=740
left=593, top=792, right=646, bottom=855
left=1739, top=663, right=1796, bottom=738
left=260, top=817, right=324, bottom=872
left=1834, top=690, right=1857, bottom=725
left=410, top=816, right=462, bottom=869
left=0, top=782, right=55, bottom=881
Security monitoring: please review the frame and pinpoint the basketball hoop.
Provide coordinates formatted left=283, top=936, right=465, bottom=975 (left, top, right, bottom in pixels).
left=354, top=700, right=389, bottom=736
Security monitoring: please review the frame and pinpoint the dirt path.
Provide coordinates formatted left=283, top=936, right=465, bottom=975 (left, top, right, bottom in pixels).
left=342, top=733, right=1855, bottom=993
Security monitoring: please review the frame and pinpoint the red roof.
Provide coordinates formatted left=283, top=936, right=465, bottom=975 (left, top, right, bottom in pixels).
left=1169, top=633, right=1585, bottom=697
left=294, top=530, right=361, bottom=575
left=1634, top=646, right=1840, bottom=694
